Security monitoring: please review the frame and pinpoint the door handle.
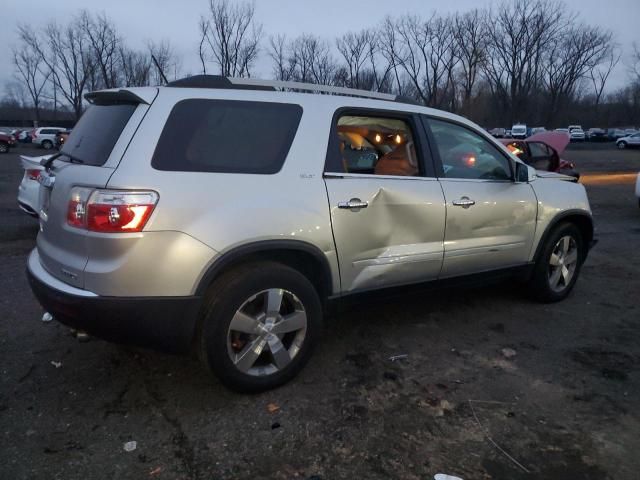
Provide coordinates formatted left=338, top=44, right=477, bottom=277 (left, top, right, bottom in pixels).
left=338, top=198, right=368, bottom=210
left=452, top=196, right=475, bottom=208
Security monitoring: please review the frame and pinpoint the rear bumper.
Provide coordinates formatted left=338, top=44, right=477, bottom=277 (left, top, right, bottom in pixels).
left=26, top=249, right=201, bottom=354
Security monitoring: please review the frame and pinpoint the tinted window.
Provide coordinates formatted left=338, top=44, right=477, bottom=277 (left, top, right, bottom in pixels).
left=62, top=104, right=137, bottom=166
left=152, top=99, right=302, bottom=174
left=327, top=115, right=421, bottom=176
left=429, top=119, right=512, bottom=181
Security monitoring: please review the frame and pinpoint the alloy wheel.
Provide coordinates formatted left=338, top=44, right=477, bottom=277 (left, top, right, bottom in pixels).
left=548, top=235, right=578, bottom=293
left=226, top=288, right=307, bottom=376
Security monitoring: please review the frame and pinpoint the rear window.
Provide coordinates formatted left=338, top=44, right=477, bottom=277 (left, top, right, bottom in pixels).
left=151, top=99, right=302, bottom=174
left=61, top=104, right=137, bottom=166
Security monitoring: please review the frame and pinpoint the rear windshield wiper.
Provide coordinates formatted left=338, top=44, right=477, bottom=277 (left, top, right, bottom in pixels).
left=41, top=153, right=62, bottom=170
left=41, top=151, right=85, bottom=169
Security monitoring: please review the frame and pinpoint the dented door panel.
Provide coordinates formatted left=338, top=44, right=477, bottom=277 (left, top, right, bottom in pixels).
left=324, top=176, right=446, bottom=293
left=439, top=179, right=537, bottom=277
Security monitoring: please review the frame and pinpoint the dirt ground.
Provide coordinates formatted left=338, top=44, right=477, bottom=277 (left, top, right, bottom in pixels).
left=1, top=143, right=639, bottom=480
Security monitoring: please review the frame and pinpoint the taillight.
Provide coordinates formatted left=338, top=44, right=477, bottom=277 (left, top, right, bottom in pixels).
left=31, top=130, right=37, bottom=139
left=66, top=188, right=158, bottom=233
left=26, top=169, right=41, bottom=181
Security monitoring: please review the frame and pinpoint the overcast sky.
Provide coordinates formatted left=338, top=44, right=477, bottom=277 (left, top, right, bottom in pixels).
left=2, top=0, right=638, bottom=93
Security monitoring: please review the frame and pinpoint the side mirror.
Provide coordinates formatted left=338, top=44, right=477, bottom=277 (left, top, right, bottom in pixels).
left=515, top=162, right=535, bottom=183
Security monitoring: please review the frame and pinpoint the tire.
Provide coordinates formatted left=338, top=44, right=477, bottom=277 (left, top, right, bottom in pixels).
left=42, top=140, right=53, bottom=150
left=0, top=142, right=8, bottom=154
left=617, top=141, right=626, bottom=149
left=528, top=222, right=584, bottom=303
left=198, top=261, right=323, bottom=392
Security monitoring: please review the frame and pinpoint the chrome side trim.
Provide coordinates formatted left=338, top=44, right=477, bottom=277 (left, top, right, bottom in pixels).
left=27, top=249, right=98, bottom=298
left=324, top=172, right=438, bottom=181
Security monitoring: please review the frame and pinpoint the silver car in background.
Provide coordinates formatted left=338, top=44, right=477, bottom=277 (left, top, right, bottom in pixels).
left=26, top=76, right=596, bottom=392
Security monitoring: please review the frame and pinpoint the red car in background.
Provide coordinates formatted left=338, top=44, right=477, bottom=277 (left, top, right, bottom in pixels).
left=500, top=132, right=579, bottom=179
left=0, top=131, right=17, bottom=153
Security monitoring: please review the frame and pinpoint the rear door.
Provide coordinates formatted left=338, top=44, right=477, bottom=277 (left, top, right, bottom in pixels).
left=324, top=109, right=446, bottom=293
left=424, top=117, right=537, bottom=278
left=36, top=92, right=155, bottom=288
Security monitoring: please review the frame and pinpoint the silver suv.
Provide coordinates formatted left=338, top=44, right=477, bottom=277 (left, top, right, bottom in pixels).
left=27, top=76, right=595, bottom=392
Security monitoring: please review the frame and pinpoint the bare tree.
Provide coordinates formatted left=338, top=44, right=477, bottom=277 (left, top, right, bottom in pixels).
left=543, top=23, right=612, bottom=123
left=149, top=40, right=181, bottom=85
left=19, top=19, right=93, bottom=120
left=483, top=0, right=567, bottom=124
left=629, top=42, right=640, bottom=84
left=386, top=13, right=459, bottom=107
left=80, top=11, right=120, bottom=89
left=590, top=47, right=620, bottom=109
left=268, top=34, right=338, bottom=85
left=268, top=34, right=295, bottom=81
left=119, top=47, right=152, bottom=87
left=453, top=9, right=486, bottom=110
left=378, top=17, right=405, bottom=95
left=12, top=43, right=50, bottom=121
left=336, top=30, right=372, bottom=89
left=199, top=0, right=262, bottom=77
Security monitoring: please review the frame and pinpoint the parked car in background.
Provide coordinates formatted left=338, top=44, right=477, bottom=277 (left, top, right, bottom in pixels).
left=489, top=127, right=506, bottom=138
left=531, top=127, right=547, bottom=135
left=18, top=130, right=32, bottom=143
left=511, top=124, right=527, bottom=139
left=624, top=129, right=638, bottom=137
left=17, top=155, right=48, bottom=216
left=568, top=125, right=585, bottom=142
left=0, top=131, right=17, bottom=153
left=55, top=130, right=72, bottom=149
left=31, top=127, right=66, bottom=150
left=26, top=75, right=595, bottom=392
left=505, top=129, right=512, bottom=137
left=555, top=128, right=569, bottom=133
left=586, top=128, right=607, bottom=141
left=607, top=128, right=626, bottom=140
left=616, top=132, right=640, bottom=149
left=500, top=131, right=579, bottom=179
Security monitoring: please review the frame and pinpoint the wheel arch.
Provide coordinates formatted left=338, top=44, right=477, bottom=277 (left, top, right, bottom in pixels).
left=194, top=240, right=334, bottom=302
left=533, top=210, right=594, bottom=263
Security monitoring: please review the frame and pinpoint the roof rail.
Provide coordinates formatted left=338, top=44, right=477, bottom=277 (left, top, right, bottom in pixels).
left=165, top=75, right=420, bottom=106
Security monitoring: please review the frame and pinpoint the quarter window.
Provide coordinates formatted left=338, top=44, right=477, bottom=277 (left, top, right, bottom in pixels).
left=152, top=99, right=302, bottom=174
left=327, top=114, right=421, bottom=177
left=429, top=119, right=512, bottom=181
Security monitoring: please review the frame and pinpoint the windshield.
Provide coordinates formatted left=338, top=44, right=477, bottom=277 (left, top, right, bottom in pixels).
left=61, top=103, right=137, bottom=166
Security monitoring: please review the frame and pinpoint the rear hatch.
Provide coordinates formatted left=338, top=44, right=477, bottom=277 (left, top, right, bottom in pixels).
left=36, top=88, right=157, bottom=289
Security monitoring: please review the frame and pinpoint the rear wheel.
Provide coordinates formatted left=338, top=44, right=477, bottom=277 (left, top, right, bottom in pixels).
left=42, top=140, right=53, bottom=150
left=529, top=223, right=583, bottom=303
left=0, top=142, right=8, bottom=153
left=198, top=261, right=322, bottom=392
left=617, top=141, right=626, bottom=149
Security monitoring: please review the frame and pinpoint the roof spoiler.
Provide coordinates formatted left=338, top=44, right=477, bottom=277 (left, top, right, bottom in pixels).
left=84, top=89, right=151, bottom=105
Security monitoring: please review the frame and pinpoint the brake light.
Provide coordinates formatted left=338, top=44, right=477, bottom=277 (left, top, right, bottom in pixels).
left=31, top=130, right=37, bottom=139
left=26, top=169, right=41, bottom=181
left=66, top=189, right=158, bottom=233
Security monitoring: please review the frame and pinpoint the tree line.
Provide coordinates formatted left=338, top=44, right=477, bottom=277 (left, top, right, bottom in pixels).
left=5, top=0, right=640, bottom=128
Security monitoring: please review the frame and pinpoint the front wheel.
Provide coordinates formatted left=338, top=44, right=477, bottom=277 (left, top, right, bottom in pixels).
left=528, top=223, right=584, bottom=303
left=198, top=261, right=323, bottom=392
left=42, top=140, right=53, bottom=150
left=0, top=142, right=8, bottom=153
left=617, top=141, right=626, bottom=149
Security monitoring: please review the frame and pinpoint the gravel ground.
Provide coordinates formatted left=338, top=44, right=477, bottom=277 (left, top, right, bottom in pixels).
left=1, top=143, right=639, bottom=480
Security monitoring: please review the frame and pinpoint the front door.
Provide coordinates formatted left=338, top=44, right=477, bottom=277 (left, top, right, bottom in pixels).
left=425, top=117, right=538, bottom=278
left=324, top=111, right=446, bottom=293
